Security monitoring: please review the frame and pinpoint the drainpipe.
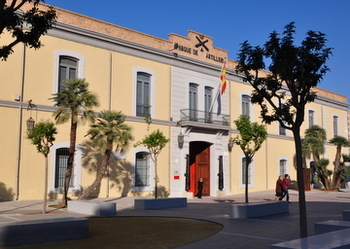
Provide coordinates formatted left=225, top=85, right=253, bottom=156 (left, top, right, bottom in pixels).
left=15, top=44, right=26, bottom=200
left=106, top=52, right=113, bottom=198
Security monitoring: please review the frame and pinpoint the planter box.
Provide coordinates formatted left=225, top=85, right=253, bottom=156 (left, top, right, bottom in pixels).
left=135, top=198, right=187, bottom=210
left=230, top=201, right=289, bottom=219
left=68, top=200, right=116, bottom=216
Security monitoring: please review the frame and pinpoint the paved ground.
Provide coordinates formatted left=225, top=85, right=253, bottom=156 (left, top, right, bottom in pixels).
left=0, top=189, right=349, bottom=248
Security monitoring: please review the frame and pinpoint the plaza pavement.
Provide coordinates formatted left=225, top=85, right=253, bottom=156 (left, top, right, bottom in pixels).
left=0, top=189, right=349, bottom=248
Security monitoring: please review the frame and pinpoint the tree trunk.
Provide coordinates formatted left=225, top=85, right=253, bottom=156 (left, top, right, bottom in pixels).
left=245, top=156, right=250, bottom=203
left=43, top=155, right=48, bottom=214
left=62, top=110, right=78, bottom=207
left=332, top=145, right=342, bottom=189
left=154, top=156, right=158, bottom=199
left=293, top=128, right=307, bottom=238
left=78, top=143, right=112, bottom=200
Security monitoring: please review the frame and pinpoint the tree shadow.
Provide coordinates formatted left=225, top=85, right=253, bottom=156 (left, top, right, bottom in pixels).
left=80, top=141, right=132, bottom=198
left=146, top=185, right=170, bottom=198
left=0, top=182, right=15, bottom=201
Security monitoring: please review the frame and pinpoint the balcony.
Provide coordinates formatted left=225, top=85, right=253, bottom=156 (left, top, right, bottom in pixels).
left=179, top=109, right=230, bottom=130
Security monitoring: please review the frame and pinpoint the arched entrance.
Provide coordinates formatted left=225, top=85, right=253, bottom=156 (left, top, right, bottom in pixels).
left=189, top=141, right=211, bottom=196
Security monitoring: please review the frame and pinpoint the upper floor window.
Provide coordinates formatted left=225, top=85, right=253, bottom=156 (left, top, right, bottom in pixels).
left=308, top=110, right=314, bottom=128
left=136, top=72, right=151, bottom=117
left=333, top=115, right=339, bottom=137
left=242, top=95, right=250, bottom=117
left=279, top=123, right=286, bottom=136
left=53, top=50, right=85, bottom=94
left=204, top=87, right=213, bottom=122
left=189, top=83, right=198, bottom=120
left=58, top=57, right=78, bottom=92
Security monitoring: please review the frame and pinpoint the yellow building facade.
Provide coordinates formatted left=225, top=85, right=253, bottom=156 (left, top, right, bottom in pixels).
left=0, top=4, right=348, bottom=200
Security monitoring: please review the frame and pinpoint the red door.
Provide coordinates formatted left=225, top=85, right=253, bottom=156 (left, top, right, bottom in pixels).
left=195, top=147, right=210, bottom=196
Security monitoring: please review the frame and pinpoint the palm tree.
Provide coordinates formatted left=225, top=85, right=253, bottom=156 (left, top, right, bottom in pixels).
left=78, top=110, right=133, bottom=199
left=50, top=78, right=99, bottom=207
left=302, top=125, right=331, bottom=189
left=329, top=136, right=350, bottom=189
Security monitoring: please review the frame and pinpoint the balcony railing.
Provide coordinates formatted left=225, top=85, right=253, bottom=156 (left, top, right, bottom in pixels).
left=180, top=109, right=230, bottom=126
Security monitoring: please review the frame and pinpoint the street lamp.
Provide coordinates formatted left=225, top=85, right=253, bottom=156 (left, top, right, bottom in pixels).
left=26, top=117, right=35, bottom=130
left=228, top=137, right=234, bottom=152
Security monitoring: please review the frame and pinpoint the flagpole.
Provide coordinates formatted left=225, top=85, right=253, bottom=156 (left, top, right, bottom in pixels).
left=209, top=60, right=226, bottom=115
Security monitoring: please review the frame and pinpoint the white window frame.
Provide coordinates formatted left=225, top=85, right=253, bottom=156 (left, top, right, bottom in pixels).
left=240, top=92, right=253, bottom=120
left=240, top=155, right=254, bottom=188
left=308, top=109, right=316, bottom=128
left=333, top=114, right=339, bottom=137
left=132, top=147, right=155, bottom=192
left=278, top=156, right=290, bottom=177
left=132, top=67, right=156, bottom=117
left=49, top=142, right=82, bottom=194
left=53, top=50, right=85, bottom=94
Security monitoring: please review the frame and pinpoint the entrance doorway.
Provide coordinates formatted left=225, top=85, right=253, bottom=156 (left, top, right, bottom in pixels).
left=189, top=141, right=211, bottom=196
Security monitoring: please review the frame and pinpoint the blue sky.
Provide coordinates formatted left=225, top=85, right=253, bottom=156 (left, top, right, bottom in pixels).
left=45, top=0, right=350, bottom=102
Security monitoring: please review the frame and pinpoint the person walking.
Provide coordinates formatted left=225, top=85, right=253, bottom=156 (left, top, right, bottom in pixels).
left=279, top=174, right=293, bottom=202
left=196, top=177, right=204, bottom=199
left=274, top=175, right=283, bottom=200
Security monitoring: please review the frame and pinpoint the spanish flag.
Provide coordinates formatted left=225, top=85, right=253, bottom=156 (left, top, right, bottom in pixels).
left=220, top=62, right=227, bottom=94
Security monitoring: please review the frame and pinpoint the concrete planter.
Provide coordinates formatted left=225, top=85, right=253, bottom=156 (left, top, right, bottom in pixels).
left=134, top=198, right=187, bottom=210
left=230, top=201, right=289, bottom=219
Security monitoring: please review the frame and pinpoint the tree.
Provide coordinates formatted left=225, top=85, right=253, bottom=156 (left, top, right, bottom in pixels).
left=329, top=136, right=350, bottom=189
left=0, top=0, right=56, bottom=60
left=302, top=125, right=331, bottom=189
left=50, top=78, right=99, bottom=207
left=78, top=110, right=133, bottom=200
left=26, top=120, right=57, bottom=213
left=135, top=125, right=169, bottom=199
left=236, top=22, right=332, bottom=237
left=233, top=115, right=267, bottom=203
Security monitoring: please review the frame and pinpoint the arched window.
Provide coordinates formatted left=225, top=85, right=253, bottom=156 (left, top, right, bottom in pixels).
left=50, top=142, right=82, bottom=193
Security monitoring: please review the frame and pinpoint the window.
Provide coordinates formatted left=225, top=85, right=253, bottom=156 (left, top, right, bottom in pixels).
left=55, top=148, right=74, bottom=188
left=50, top=142, right=82, bottom=193
left=242, top=157, right=251, bottom=185
left=242, top=95, right=250, bottom=117
left=189, top=83, right=198, bottom=120
left=333, top=115, right=339, bottom=137
left=136, top=72, right=151, bottom=117
left=279, top=123, right=286, bottom=136
left=279, top=159, right=287, bottom=176
left=53, top=50, right=85, bottom=94
left=135, top=152, right=150, bottom=187
left=308, top=110, right=314, bottom=128
left=58, top=57, right=78, bottom=92
left=204, top=87, right=212, bottom=122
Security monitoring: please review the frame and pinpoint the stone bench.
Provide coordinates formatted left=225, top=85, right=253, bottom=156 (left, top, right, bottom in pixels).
left=270, top=228, right=350, bottom=249
left=315, top=220, right=350, bottom=234
left=68, top=200, right=116, bottom=216
left=230, top=201, right=289, bottom=219
left=135, top=198, right=187, bottom=210
left=0, top=218, right=89, bottom=247
left=342, top=210, right=350, bottom=221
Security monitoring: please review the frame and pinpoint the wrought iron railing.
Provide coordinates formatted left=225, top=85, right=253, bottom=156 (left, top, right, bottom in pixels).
left=180, top=109, right=229, bottom=126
